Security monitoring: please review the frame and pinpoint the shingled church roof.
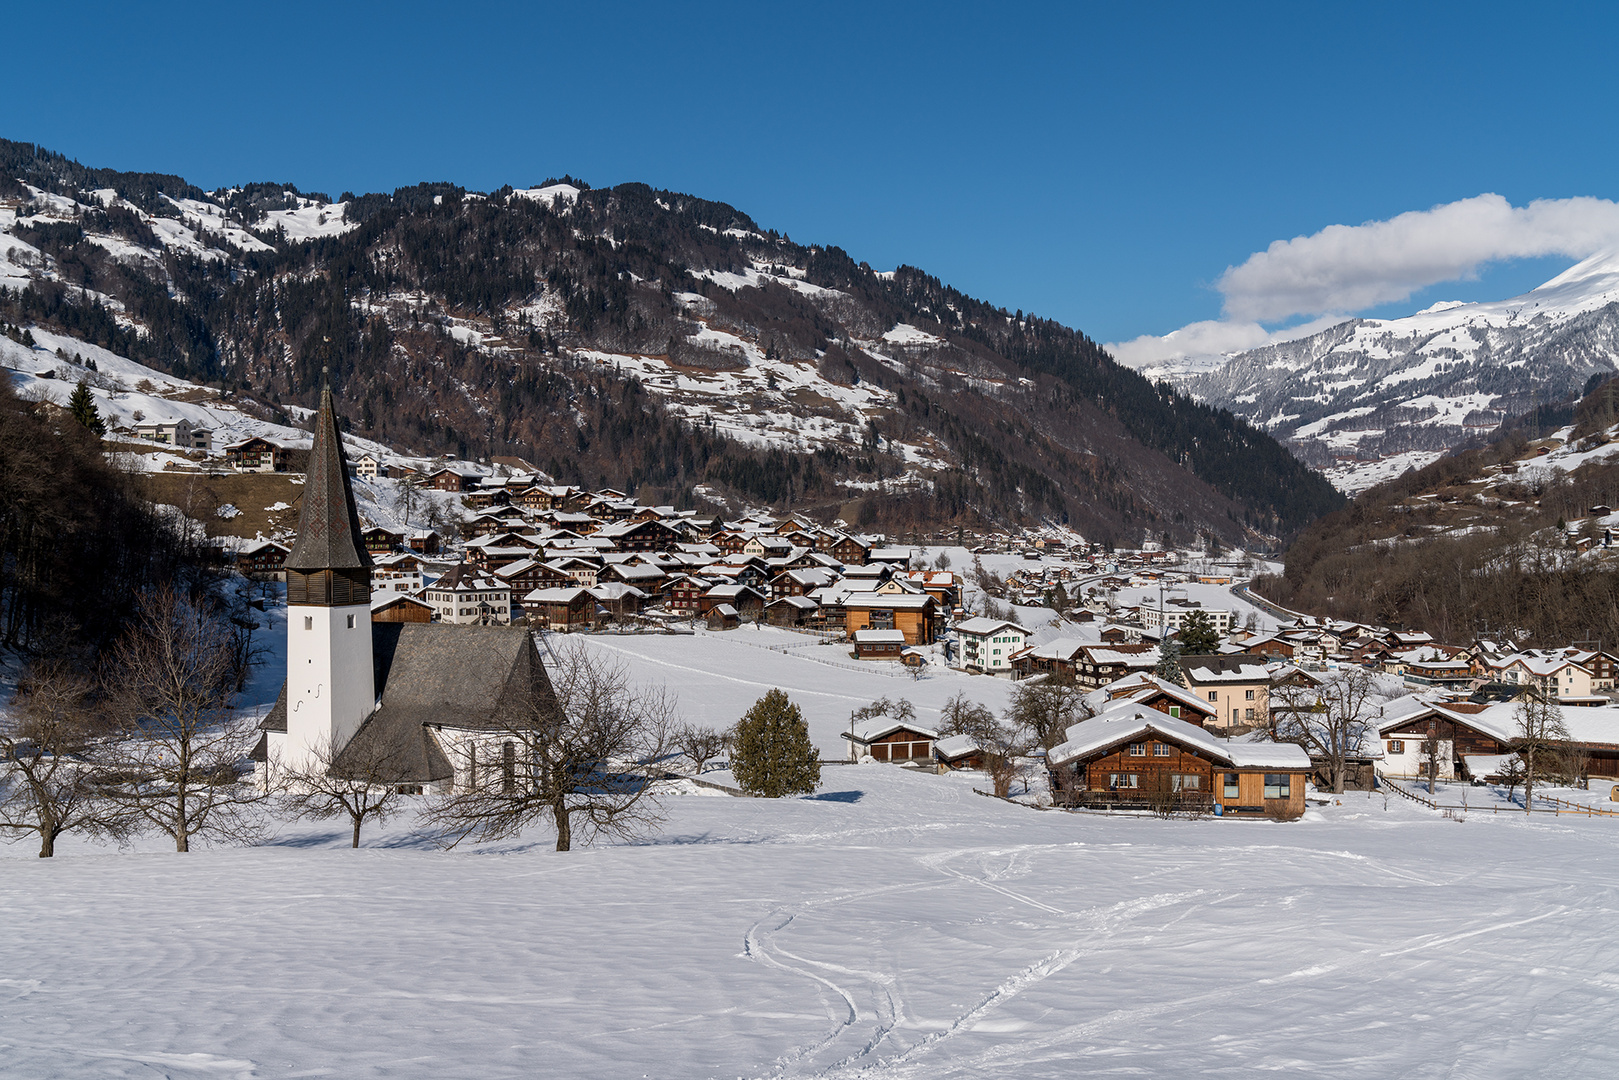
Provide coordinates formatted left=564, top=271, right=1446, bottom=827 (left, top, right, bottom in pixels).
left=284, top=372, right=371, bottom=572
left=260, top=624, right=563, bottom=784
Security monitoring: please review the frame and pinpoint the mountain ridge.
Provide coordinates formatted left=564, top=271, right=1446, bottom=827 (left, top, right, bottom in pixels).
left=0, top=138, right=1342, bottom=544
left=1174, top=251, right=1619, bottom=493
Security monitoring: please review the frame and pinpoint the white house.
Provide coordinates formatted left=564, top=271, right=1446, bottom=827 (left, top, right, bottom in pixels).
left=135, top=418, right=212, bottom=452
left=424, top=563, right=513, bottom=625
left=353, top=453, right=381, bottom=479
left=370, top=552, right=424, bottom=596
left=955, top=617, right=1031, bottom=676
left=1140, top=599, right=1232, bottom=637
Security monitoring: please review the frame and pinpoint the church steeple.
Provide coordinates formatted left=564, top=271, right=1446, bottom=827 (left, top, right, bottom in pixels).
left=285, top=369, right=372, bottom=604
left=282, top=369, right=377, bottom=774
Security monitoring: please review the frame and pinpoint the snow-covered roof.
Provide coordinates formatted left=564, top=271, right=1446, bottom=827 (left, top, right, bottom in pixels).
left=1048, top=702, right=1310, bottom=770
left=842, top=716, right=941, bottom=743
left=854, top=629, right=906, bottom=644
left=934, top=734, right=981, bottom=760
left=955, top=617, right=1031, bottom=636
left=843, top=591, right=933, bottom=610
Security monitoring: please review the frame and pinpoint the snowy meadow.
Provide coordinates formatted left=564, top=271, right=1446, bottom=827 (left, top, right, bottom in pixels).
left=4, top=632, right=1619, bottom=1079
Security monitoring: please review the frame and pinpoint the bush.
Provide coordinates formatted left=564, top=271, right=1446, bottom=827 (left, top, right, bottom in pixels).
left=731, top=689, right=820, bottom=797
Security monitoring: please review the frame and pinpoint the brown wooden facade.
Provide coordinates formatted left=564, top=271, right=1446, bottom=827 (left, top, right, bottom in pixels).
left=1052, top=732, right=1306, bottom=819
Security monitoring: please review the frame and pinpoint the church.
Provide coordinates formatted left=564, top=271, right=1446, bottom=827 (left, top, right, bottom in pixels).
left=255, top=374, right=560, bottom=792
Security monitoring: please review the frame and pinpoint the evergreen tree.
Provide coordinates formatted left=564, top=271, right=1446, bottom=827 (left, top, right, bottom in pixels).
left=68, top=379, right=106, bottom=436
left=1177, top=611, right=1221, bottom=655
left=1154, top=636, right=1184, bottom=686
left=732, top=689, right=820, bottom=797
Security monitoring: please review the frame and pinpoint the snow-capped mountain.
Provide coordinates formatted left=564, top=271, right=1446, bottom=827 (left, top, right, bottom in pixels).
left=1181, top=252, right=1619, bottom=493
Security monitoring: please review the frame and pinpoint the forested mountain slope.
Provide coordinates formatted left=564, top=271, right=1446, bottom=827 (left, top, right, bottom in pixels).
left=1255, top=376, right=1619, bottom=644
left=0, top=139, right=1341, bottom=544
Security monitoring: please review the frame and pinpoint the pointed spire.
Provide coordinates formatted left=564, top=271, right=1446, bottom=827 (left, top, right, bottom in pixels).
left=285, top=369, right=371, bottom=572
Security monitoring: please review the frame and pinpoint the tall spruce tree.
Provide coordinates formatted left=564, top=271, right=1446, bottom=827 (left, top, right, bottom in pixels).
left=1154, top=636, right=1184, bottom=686
left=1177, top=611, right=1221, bottom=655
left=68, top=380, right=106, bottom=436
left=732, top=689, right=820, bottom=797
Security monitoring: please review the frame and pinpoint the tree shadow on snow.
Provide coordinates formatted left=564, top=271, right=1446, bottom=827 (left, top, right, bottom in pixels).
left=803, top=790, right=864, bottom=803
left=262, top=831, right=349, bottom=848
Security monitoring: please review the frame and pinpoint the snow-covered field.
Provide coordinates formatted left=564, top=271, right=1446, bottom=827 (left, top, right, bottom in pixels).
left=7, top=632, right=1619, bottom=1078
left=6, top=768, right=1619, bottom=1078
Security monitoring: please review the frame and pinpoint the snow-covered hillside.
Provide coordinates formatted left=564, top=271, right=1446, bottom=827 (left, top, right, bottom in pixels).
left=1178, top=251, right=1619, bottom=493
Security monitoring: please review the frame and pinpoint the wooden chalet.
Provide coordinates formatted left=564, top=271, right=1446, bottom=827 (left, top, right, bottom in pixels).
left=522, top=586, right=596, bottom=630
left=370, top=593, right=434, bottom=624
left=225, top=436, right=288, bottom=473
left=596, top=518, right=683, bottom=552
left=830, top=535, right=871, bottom=565
left=841, top=716, right=941, bottom=763
left=853, top=628, right=906, bottom=659
left=843, top=591, right=938, bottom=645
left=706, top=604, right=741, bottom=631
left=426, top=467, right=477, bottom=492
left=766, top=595, right=818, bottom=627
left=1048, top=703, right=1311, bottom=818
left=362, top=526, right=406, bottom=554
left=932, top=733, right=985, bottom=771
left=1376, top=697, right=1514, bottom=783
left=236, top=540, right=288, bottom=576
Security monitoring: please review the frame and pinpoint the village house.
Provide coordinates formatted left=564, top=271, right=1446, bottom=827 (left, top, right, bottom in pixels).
left=522, top=586, right=596, bottom=630
left=135, top=418, right=212, bottom=451
left=765, top=595, right=819, bottom=628
left=1047, top=703, right=1310, bottom=818
left=236, top=539, right=288, bottom=576
left=370, top=552, right=424, bottom=596
left=370, top=592, right=434, bottom=624
left=841, top=715, right=941, bottom=763
left=426, top=467, right=478, bottom=493
left=1180, top=654, right=1271, bottom=732
left=954, top=617, right=1031, bottom=676
left=853, top=628, right=907, bottom=660
left=362, top=526, right=407, bottom=554
left=423, top=563, right=512, bottom=625
left=843, top=591, right=938, bottom=646
left=353, top=453, right=381, bottom=479
left=225, top=436, right=287, bottom=473
left=1376, top=697, right=1516, bottom=783
left=1072, top=643, right=1159, bottom=688
left=1009, top=638, right=1089, bottom=680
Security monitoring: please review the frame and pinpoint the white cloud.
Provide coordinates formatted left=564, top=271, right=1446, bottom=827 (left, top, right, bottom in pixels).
left=1109, top=315, right=1346, bottom=370
left=1218, top=193, right=1619, bottom=322
left=1109, top=194, right=1619, bottom=365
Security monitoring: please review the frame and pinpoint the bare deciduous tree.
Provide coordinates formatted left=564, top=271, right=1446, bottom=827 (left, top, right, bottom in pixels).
left=1517, top=687, right=1572, bottom=813
left=1267, top=668, right=1388, bottom=794
left=672, top=723, right=730, bottom=775
left=425, top=641, right=674, bottom=851
left=1005, top=674, right=1092, bottom=751
left=277, top=729, right=410, bottom=848
left=0, top=661, right=122, bottom=857
left=100, top=586, right=266, bottom=851
left=937, top=692, right=1030, bottom=798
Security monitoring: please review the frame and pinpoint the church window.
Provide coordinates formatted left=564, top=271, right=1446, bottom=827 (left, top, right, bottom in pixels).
left=347, top=614, right=356, bottom=628
left=303, top=617, right=313, bottom=630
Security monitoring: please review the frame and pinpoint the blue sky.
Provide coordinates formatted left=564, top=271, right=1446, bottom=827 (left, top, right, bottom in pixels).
left=14, top=1, right=1618, bottom=349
